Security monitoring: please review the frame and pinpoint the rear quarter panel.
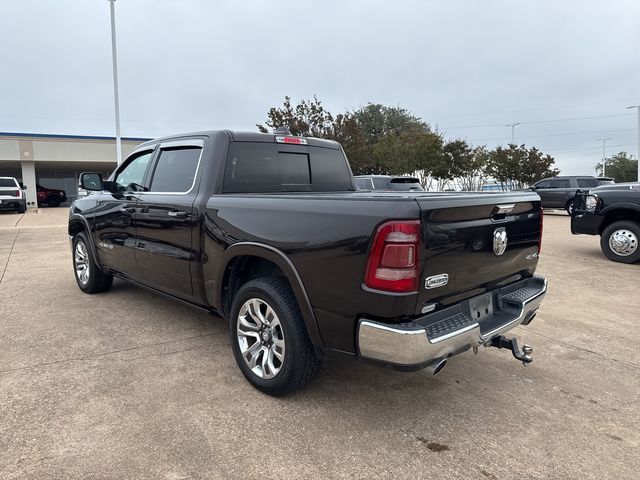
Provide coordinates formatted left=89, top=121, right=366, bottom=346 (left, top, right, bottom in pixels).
left=202, top=193, right=421, bottom=353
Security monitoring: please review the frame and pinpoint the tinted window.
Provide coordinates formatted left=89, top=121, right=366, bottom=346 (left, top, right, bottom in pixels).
left=598, top=178, right=615, bottom=185
left=115, top=151, right=153, bottom=191
left=223, top=143, right=352, bottom=193
left=389, top=179, right=424, bottom=191
left=0, top=178, right=17, bottom=187
left=535, top=180, right=551, bottom=188
left=149, top=147, right=201, bottom=192
left=309, top=147, right=353, bottom=191
left=354, top=178, right=374, bottom=190
left=550, top=179, right=570, bottom=188
left=577, top=178, right=598, bottom=188
left=373, top=178, right=390, bottom=189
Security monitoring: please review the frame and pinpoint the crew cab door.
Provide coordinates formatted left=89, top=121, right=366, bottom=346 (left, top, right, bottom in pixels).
left=134, top=139, right=204, bottom=299
left=94, top=149, right=155, bottom=276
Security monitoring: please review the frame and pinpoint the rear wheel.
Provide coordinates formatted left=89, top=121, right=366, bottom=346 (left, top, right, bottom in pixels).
left=47, top=196, right=62, bottom=207
left=229, top=277, right=321, bottom=395
left=600, top=221, right=640, bottom=264
left=16, top=202, right=26, bottom=214
left=72, top=232, right=113, bottom=293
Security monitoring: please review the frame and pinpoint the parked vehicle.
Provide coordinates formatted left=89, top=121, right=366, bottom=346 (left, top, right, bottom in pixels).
left=69, top=130, right=547, bottom=395
left=354, top=175, right=424, bottom=191
left=37, top=184, right=67, bottom=207
left=0, top=177, right=27, bottom=213
left=572, top=183, right=640, bottom=263
left=531, top=176, right=614, bottom=214
left=481, top=181, right=518, bottom=192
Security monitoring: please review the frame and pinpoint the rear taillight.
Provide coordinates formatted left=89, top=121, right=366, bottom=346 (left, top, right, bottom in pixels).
left=364, top=220, right=420, bottom=293
left=538, top=208, right=544, bottom=253
left=15, top=189, right=20, bottom=198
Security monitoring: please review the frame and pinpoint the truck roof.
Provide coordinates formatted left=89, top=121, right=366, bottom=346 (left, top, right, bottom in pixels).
left=136, top=130, right=341, bottom=150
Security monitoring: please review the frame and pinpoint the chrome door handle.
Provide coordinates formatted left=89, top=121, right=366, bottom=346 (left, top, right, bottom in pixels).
left=167, top=210, right=187, bottom=218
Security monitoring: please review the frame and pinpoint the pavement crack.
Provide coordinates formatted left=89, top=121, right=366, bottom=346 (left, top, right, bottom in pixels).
left=0, top=230, right=20, bottom=286
left=0, top=331, right=217, bottom=375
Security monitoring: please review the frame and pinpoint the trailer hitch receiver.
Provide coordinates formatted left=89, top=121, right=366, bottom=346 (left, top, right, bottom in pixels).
left=489, top=335, right=533, bottom=366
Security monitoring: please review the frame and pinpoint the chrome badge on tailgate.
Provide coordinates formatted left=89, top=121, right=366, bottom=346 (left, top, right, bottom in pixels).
left=425, top=273, right=448, bottom=289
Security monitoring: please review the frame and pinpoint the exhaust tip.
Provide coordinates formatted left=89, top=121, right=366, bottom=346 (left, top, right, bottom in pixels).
left=428, top=358, right=447, bottom=376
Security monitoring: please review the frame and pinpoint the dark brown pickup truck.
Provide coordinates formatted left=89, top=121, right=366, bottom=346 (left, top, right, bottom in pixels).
left=69, top=130, right=547, bottom=395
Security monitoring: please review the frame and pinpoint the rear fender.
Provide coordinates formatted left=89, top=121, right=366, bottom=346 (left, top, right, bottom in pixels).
left=218, top=242, right=324, bottom=348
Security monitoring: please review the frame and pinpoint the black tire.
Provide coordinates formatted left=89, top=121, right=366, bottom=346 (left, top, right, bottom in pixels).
left=566, top=199, right=575, bottom=216
left=47, top=196, right=61, bottom=207
left=229, top=277, right=321, bottom=396
left=600, top=221, right=640, bottom=264
left=72, top=232, right=114, bottom=293
left=16, top=202, right=26, bottom=214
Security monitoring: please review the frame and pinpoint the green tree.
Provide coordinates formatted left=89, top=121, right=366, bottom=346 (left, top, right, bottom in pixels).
left=455, top=145, right=490, bottom=191
left=368, top=127, right=443, bottom=177
left=486, top=144, right=558, bottom=189
left=595, top=152, right=638, bottom=182
left=352, top=103, right=425, bottom=144
left=256, top=95, right=334, bottom=137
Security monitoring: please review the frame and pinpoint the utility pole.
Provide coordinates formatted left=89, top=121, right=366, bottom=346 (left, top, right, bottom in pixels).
left=627, top=105, right=640, bottom=182
left=505, top=123, right=521, bottom=145
left=597, top=138, right=612, bottom=177
left=108, top=0, right=122, bottom=164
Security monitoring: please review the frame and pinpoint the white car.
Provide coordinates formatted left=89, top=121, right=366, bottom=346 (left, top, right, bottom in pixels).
left=0, top=177, right=27, bottom=213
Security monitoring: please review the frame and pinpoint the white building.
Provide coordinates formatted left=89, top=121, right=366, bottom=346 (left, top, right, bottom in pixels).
left=0, top=132, right=149, bottom=208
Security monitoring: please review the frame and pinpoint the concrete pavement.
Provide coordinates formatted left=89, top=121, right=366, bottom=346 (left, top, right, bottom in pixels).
left=0, top=209, right=638, bottom=479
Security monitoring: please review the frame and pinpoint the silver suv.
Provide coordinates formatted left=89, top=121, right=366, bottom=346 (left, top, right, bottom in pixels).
left=0, top=177, right=27, bottom=213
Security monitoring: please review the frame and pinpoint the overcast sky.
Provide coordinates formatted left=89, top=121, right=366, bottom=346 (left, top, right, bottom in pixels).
left=1, top=0, right=638, bottom=175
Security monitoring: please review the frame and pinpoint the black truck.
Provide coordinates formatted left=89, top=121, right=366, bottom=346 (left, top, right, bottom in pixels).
left=69, top=130, right=547, bottom=395
left=572, top=182, right=640, bottom=263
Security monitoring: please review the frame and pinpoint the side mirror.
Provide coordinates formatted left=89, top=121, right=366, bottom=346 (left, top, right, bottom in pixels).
left=20, top=184, right=27, bottom=190
left=79, top=172, right=103, bottom=191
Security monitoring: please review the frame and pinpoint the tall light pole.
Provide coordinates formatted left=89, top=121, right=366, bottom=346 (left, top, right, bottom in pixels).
left=627, top=105, right=640, bottom=182
left=505, top=123, right=521, bottom=145
left=108, top=0, right=122, bottom=164
left=597, top=138, right=612, bottom=177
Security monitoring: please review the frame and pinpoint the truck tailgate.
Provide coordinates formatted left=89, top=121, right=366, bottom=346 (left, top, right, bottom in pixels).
left=414, top=193, right=542, bottom=312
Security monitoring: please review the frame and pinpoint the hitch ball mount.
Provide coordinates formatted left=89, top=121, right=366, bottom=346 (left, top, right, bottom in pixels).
left=489, top=335, right=533, bottom=366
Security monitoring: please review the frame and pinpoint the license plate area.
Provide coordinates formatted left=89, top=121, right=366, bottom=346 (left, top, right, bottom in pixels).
left=468, top=292, right=494, bottom=322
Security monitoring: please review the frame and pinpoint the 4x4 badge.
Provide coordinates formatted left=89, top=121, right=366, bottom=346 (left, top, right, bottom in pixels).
left=493, top=227, right=508, bottom=256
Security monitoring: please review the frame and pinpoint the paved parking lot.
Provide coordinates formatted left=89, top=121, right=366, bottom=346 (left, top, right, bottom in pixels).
left=1, top=208, right=638, bottom=479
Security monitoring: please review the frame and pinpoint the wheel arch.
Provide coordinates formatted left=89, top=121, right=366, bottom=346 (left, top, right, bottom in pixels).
left=218, top=243, right=324, bottom=348
left=68, top=214, right=103, bottom=271
left=599, top=206, right=640, bottom=234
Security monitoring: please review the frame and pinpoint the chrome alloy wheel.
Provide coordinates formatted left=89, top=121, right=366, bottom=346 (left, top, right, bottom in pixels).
left=609, top=229, right=638, bottom=257
left=74, top=241, right=90, bottom=285
left=236, top=298, right=286, bottom=379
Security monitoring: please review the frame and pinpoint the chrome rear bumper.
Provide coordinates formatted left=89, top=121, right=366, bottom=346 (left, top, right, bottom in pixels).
left=357, top=276, right=547, bottom=369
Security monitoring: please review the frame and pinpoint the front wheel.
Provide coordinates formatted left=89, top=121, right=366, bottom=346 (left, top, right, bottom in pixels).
left=229, top=277, right=321, bottom=396
left=72, top=232, right=114, bottom=293
left=600, top=221, right=640, bottom=264
left=566, top=199, right=575, bottom=216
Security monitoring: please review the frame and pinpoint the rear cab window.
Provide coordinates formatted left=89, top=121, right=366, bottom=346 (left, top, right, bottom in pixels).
left=389, top=178, right=424, bottom=191
left=223, top=142, right=353, bottom=193
left=577, top=178, right=598, bottom=188
left=0, top=178, right=18, bottom=188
